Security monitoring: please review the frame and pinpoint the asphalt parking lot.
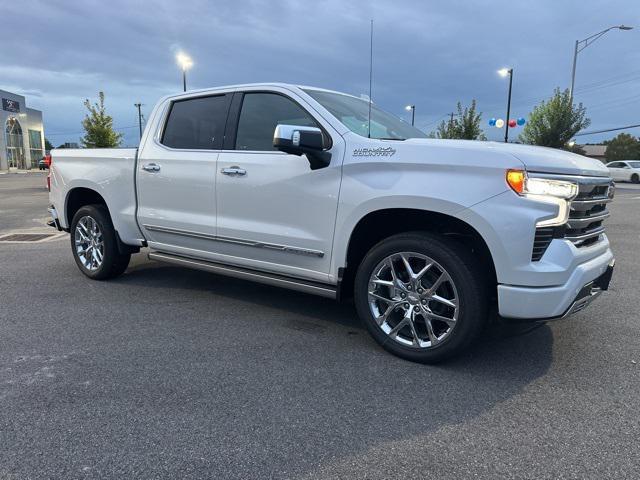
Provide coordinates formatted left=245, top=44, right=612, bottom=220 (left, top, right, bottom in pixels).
left=1, top=172, right=639, bottom=479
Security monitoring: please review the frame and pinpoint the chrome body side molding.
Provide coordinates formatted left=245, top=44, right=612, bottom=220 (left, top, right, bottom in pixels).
left=148, top=251, right=337, bottom=299
left=143, top=224, right=325, bottom=258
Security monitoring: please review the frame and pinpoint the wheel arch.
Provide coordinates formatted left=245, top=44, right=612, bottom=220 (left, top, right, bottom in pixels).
left=64, top=187, right=140, bottom=255
left=65, top=187, right=108, bottom=228
left=338, top=208, right=497, bottom=301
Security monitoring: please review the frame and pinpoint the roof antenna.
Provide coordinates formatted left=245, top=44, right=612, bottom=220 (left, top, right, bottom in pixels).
left=367, top=19, right=373, bottom=139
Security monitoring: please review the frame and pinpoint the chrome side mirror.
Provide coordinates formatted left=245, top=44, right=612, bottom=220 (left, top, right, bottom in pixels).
left=273, top=124, right=331, bottom=170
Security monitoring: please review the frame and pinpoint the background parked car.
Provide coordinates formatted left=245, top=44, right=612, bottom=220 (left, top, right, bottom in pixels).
left=38, top=154, right=52, bottom=170
left=606, top=160, right=640, bottom=183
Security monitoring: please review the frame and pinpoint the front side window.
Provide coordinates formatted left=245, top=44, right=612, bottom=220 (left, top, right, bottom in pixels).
left=608, top=162, right=621, bottom=168
left=162, top=94, right=229, bottom=149
left=235, top=93, right=320, bottom=151
left=303, top=89, right=427, bottom=141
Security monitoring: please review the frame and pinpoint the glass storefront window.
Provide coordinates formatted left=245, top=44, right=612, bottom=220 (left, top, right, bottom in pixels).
left=6, top=118, right=26, bottom=169
left=29, top=129, right=43, bottom=164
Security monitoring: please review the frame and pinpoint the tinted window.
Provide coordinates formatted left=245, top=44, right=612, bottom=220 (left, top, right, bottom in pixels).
left=235, top=93, right=320, bottom=151
left=162, top=95, right=229, bottom=149
left=607, top=162, right=621, bottom=168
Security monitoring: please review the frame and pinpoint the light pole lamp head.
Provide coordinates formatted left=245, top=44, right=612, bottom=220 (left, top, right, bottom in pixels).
left=618, top=25, right=633, bottom=30
left=498, top=68, right=512, bottom=78
left=405, top=105, right=415, bottom=111
left=176, top=52, right=193, bottom=71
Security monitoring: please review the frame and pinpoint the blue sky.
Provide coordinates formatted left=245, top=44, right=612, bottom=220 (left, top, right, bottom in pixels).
left=1, top=0, right=638, bottom=147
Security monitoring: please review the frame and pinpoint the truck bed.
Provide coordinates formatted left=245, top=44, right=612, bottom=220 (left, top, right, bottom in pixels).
left=49, top=148, right=143, bottom=245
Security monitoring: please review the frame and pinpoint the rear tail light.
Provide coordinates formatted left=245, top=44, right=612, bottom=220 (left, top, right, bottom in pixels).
left=47, top=155, right=52, bottom=191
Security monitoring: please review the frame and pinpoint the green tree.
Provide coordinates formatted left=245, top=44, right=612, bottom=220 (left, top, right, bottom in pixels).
left=429, top=100, right=486, bottom=140
left=604, top=133, right=640, bottom=161
left=430, top=117, right=457, bottom=139
left=519, top=88, right=590, bottom=149
left=44, top=138, right=53, bottom=151
left=80, top=92, right=122, bottom=148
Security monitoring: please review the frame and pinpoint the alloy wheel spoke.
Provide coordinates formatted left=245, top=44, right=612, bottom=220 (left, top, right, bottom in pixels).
left=427, top=272, right=446, bottom=294
left=388, top=317, right=409, bottom=339
left=376, top=302, right=400, bottom=326
left=408, top=313, right=422, bottom=347
left=399, top=253, right=414, bottom=278
left=369, top=291, right=395, bottom=304
left=430, top=294, right=457, bottom=309
left=425, top=319, right=439, bottom=345
left=415, top=262, right=434, bottom=281
left=425, top=311, right=456, bottom=327
left=78, top=221, right=90, bottom=236
left=372, top=278, right=394, bottom=287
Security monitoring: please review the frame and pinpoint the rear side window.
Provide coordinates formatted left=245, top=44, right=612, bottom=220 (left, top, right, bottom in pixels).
left=161, top=95, right=229, bottom=149
left=235, top=93, right=320, bottom=151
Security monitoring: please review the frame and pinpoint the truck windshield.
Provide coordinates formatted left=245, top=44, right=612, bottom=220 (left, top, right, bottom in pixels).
left=303, top=89, right=427, bottom=140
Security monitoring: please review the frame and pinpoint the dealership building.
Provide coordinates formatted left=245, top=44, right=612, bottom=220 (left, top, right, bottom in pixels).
left=0, top=89, right=45, bottom=171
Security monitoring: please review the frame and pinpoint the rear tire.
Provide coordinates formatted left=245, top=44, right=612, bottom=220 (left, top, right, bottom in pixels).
left=354, top=232, right=489, bottom=363
left=631, top=173, right=639, bottom=184
left=70, top=204, right=131, bottom=280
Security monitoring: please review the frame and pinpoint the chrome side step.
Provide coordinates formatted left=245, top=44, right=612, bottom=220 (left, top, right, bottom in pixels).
left=148, top=251, right=337, bottom=299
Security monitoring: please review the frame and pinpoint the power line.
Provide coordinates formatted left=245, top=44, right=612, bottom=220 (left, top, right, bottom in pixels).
left=575, top=124, right=640, bottom=136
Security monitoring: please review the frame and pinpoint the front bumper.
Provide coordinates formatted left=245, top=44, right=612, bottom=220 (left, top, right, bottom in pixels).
left=498, top=249, right=614, bottom=320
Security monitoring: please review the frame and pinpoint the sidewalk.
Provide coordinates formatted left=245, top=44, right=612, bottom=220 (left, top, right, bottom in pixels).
left=0, top=168, right=44, bottom=174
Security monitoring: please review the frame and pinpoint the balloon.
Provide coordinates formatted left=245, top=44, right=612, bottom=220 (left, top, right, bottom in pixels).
left=517, top=117, right=526, bottom=126
left=508, top=119, right=517, bottom=128
left=489, top=118, right=496, bottom=127
left=495, top=119, right=505, bottom=128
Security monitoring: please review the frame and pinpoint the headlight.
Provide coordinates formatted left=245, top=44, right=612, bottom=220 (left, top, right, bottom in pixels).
left=506, top=170, right=578, bottom=227
left=506, top=170, right=578, bottom=199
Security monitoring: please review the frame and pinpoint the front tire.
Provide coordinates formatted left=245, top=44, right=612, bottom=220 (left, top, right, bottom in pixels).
left=354, top=232, right=489, bottom=363
left=70, top=205, right=130, bottom=280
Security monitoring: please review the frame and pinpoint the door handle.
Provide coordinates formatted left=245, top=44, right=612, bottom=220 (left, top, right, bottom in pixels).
left=221, top=166, right=247, bottom=176
left=142, top=163, right=161, bottom=172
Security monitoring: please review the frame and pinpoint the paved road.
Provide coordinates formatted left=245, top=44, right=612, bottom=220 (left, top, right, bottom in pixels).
left=1, top=173, right=639, bottom=479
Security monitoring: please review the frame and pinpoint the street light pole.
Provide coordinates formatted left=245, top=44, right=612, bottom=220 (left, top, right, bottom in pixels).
left=176, top=52, right=193, bottom=92
left=134, top=103, right=143, bottom=140
left=498, top=68, right=514, bottom=143
left=569, top=25, right=633, bottom=102
left=405, top=105, right=415, bottom=126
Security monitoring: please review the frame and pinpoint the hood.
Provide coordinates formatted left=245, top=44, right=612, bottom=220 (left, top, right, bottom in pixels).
left=402, top=139, right=610, bottom=178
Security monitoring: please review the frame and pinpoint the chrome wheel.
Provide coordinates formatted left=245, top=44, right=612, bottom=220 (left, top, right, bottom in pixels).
left=368, top=252, right=459, bottom=348
left=74, top=215, right=104, bottom=271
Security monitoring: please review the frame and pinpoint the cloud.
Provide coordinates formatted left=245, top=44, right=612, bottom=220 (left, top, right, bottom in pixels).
left=0, top=0, right=638, bottom=145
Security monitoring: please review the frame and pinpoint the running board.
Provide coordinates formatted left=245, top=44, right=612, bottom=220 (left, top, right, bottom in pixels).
left=148, top=251, right=337, bottom=299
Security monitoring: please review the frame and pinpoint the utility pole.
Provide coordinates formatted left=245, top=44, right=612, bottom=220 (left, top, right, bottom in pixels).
left=134, top=103, right=143, bottom=140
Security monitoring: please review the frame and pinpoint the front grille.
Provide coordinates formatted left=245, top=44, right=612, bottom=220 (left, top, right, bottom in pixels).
left=565, top=178, right=613, bottom=247
left=530, top=174, right=613, bottom=261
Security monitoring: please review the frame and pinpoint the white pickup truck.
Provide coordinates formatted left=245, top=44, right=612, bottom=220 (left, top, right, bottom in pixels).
left=48, top=83, right=615, bottom=363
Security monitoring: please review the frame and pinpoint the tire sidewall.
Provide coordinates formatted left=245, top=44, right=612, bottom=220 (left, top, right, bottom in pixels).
left=354, top=233, right=487, bottom=363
